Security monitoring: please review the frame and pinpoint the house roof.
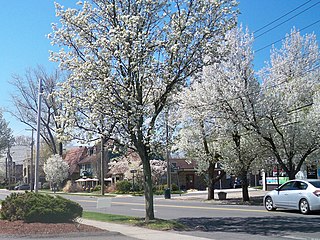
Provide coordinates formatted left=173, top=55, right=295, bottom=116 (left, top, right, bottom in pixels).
left=170, top=158, right=197, bottom=170
left=64, top=147, right=88, bottom=175
left=79, top=153, right=100, bottom=164
left=107, top=150, right=141, bottom=176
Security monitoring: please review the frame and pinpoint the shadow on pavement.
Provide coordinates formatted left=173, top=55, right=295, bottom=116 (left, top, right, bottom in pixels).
left=207, top=196, right=264, bottom=206
left=176, top=215, right=320, bottom=236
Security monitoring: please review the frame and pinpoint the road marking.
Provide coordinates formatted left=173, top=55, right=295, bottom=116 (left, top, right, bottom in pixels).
left=77, top=199, right=97, bottom=203
left=131, top=208, right=158, bottom=212
left=282, top=236, right=307, bottom=240
left=113, top=202, right=267, bottom=213
left=75, top=199, right=267, bottom=213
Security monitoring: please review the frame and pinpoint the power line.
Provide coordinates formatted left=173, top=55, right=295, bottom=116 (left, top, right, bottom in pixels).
left=255, top=19, right=320, bottom=53
left=254, top=0, right=313, bottom=34
left=255, top=1, right=320, bottom=39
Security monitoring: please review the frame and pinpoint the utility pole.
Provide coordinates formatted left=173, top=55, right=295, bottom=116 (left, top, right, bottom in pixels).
left=35, top=79, right=42, bottom=193
left=166, top=110, right=171, bottom=199
left=100, top=136, right=105, bottom=196
left=5, top=156, right=7, bottom=184
left=26, top=129, right=35, bottom=191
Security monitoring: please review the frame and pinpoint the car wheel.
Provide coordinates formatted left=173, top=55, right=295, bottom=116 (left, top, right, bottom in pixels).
left=265, top=196, right=276, bottom=211
left=299, top=198, right=310, bottom=214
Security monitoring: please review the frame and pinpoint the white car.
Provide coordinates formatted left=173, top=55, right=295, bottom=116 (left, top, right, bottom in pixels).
left=264, top=179, right=320, bottom=214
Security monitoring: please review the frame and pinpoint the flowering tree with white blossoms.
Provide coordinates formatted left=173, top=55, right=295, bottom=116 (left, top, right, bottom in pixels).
left=150, top=159, right=167, bottom=186
left=204, top=26, right=261, bottom=201
left=175, top=26, right=260, bottom=201
left=173, top=80, right=223, bottom=200
left=49, top=0, right=238, bottom=221
left=109, top=157, right=166, bottom=186
left=43, top=154, right=69, bottom=189
left=256, top=28, right=320, bottom=180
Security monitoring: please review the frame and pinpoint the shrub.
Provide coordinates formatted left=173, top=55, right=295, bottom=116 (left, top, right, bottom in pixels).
left=116, top=180, right=132, bottom=193
left=63, top=180, right=82, bottom=193
left=106, top=184, right=116, bottom=193
left=172, top=183, right=179, bottom=191
left=154, top=184, right=166, bottom=191
left=0, top=192, right=82, bottom=223
left=41, top=182, right=50, bottom=189
left=93, top=185, right=101, bottom=192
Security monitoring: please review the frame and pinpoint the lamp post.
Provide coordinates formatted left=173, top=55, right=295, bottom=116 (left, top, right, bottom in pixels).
left=35, top=79, right=42, bottom=193
left=26, top=128, right=34, bottom=191
left=165, top=110, right=171, bottom=199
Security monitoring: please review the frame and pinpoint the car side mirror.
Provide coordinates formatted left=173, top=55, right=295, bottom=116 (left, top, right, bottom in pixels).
left=275, top=187, right=280, bottom=191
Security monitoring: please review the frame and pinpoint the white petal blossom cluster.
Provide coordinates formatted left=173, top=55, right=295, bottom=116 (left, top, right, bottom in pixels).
left=109, top=158, right=166, bottom=183
left=43, top=154, right=70, bottom=184
left=49, top=0, right=238, bottom=146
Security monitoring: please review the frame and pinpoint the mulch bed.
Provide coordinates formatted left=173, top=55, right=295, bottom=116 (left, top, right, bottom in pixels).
left=0, top=220, right=106, bottom=236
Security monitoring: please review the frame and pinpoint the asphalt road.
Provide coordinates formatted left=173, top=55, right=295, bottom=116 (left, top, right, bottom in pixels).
left=62, top=193, right=320, bottom=240
left=2, top=190, right=320, bottom=240
left=64, top=194, right=269, bottom=219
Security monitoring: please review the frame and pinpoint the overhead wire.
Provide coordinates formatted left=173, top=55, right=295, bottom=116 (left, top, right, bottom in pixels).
left=189, top=1, right=320, bottom=116
left=253, top=0, right=313, bottom=34
left=255, top=19, right=320, bottom=53
left=254, top=0, right=320, bottom=39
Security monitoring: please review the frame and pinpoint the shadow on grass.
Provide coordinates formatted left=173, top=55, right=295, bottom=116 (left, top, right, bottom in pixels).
left=176, top=213, right=320, bottom=236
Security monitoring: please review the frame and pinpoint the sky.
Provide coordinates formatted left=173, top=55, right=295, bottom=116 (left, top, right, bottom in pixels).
left=0, top=0, right=319, bottom=137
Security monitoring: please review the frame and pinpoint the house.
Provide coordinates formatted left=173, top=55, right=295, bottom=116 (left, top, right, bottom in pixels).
left=107, top=150, right=141, bottom=183
left=170, top=158, right=231, bottom=190
left=64, top=145, right=232, bottom=191
left=170, top=158, right=205, bottom=190
left=63, top=146, right=88, bottom=180
left=63, top=145, right=109, bottom=181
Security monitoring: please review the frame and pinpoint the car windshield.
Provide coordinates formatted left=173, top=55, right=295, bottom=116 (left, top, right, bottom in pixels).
left=309, top=181, right=320, bottom=188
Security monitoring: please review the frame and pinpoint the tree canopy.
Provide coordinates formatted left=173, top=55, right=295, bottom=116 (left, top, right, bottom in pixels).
left=50, top=0, right=238, bottom=221
left=43, top=154, right=69, bottom=185
left=9, top=66, right=66, bottom=155
left=0, top=111, right=14, bottom=152
left=256, top=28, right=320, bottom=179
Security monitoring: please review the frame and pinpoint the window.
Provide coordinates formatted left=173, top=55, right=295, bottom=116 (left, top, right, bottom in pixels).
left=279, top=181, right=295, bottom=191
left=294, top=181, right=307, bottom=190
left=310, top=181, right=320, bottom=188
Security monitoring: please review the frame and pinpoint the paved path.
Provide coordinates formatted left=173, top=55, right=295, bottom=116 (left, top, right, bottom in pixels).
left=81, top=219, right=212, bottom=240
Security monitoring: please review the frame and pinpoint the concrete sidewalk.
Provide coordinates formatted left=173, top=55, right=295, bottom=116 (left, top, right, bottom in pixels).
left=80, top=219, right=212, bottom=240
left=171, top=187, right=267, bottom=201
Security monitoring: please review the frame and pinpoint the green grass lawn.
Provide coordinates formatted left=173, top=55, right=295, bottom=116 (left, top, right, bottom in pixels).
left=82, top=211, right=186, bottom=231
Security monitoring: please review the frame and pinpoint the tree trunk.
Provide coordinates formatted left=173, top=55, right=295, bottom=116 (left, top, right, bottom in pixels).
left=207, top=162, right=215, bottom=200
left=141, top=156, right=155, bottom=222
left=241, top=172, right=250, bottom=202
left=58, top=142, right=63, bottom=156
left=289, top=171, right=296, bottom=180
left=136, top=141, right=155, bottom=222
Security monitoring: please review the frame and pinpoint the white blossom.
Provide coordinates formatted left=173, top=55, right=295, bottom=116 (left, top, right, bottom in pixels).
left=43, top=154, right=69, bottom=184
left=50, top=0, right=238, bottom=219
left=257, top=28, right=320, bottom=178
